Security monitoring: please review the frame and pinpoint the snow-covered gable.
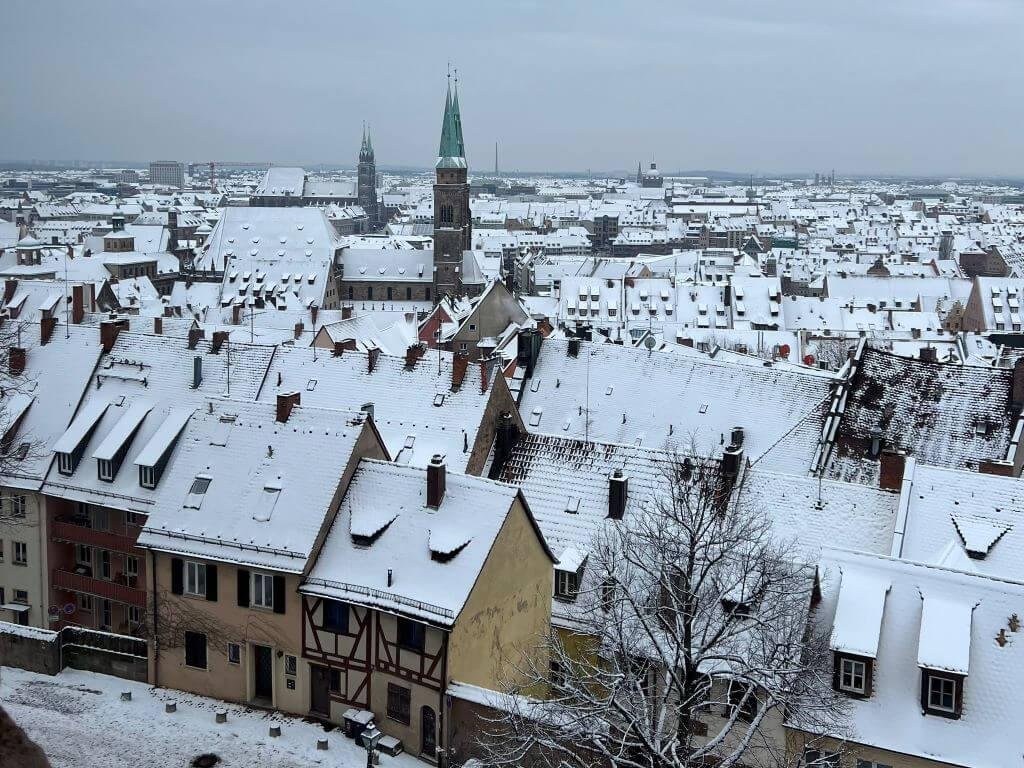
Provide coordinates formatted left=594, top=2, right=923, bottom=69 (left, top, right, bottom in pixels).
left=897, top=463, right=1024, bottom=581
left=519, top=338, right=833, bottom=470
left=257, top=344, right=497, bottom=473
left=815, top=549, right=1024, bottom=768
left=138, top=401, right=373, bottom=572
left=42, top=331, right=275, bottom=509
left=302, top=459, right=522, bottom=625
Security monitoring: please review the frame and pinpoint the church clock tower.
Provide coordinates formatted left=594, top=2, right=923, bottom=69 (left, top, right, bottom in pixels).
left=432, top=77, right=471, bottom=301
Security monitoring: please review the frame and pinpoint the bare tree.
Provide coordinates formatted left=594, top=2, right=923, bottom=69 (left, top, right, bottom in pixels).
left=481, top=456, right=849, bottom=768
left=811, top=338, right=853, bottom=372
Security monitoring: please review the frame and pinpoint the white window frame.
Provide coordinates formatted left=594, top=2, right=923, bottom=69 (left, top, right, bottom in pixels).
left=185, top=561, right=207, bottom=597
left=252, top=572, right=274, bottom=609
left=97, top=458, right=114, bottom=482
left=554, top=569, right=579, bottom=599
left=13, top=541, right=27, bottom=566
left=839, top=657, right=867, bottom=694
left=140, top=465, right=157, bottom=489
left=57, top=452, right=73, bottom=475
left=9, top=495, right=26, bottom=518
left=928, top=674, right=957, bottom=714
left=126, top=556, right=139, bottom=580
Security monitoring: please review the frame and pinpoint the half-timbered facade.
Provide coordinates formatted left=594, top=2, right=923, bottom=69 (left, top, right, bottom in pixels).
left=300, top=455, right=554, bottom=760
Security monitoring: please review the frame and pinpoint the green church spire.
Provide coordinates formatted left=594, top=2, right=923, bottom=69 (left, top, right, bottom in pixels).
left=436, top=76, right=467, bottom=169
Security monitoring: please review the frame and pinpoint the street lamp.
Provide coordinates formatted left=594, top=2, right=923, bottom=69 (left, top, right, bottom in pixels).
left=361, top=724, right=382, bottom=768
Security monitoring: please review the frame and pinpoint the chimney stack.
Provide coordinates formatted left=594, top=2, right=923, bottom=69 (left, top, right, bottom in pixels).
left=276, top=391, right=301, bottom=423
left=493, top=411, right=519, bottom=475
left=451, top=352, right=469, bottom=390
left=192, top=356, right=203, bottom=389
left=294, top=321, right=304, bottom=340
left=310, top=305, right=319, bottom=327
left=333, top=341, right=345, bottom=357
left=231, top=303, right=242, bottom=325
left=367, top=346, right=380, bottom=373
left=405, top=343, right=425, bottom=369
left=9, top=346, right=26, bottom=376
left=71, top=284, right=84, bottom=324
left=567, top=337, right=580, bottom=358
left=3, top=280, right=17, bottom=304
left=40, top=316, right=56, bottom=345
left=342, top=304, right=353, bottom=320
left=153, top=317, right=163, bottom=335
left=516, top=327, right=541, bottom=379
left=211, top=330, right=228, bottom=354
left=187, top=326, right=204, bottom=350
left=100, top=318, right=125, bottom=352
left=879, top=451, right=907, bottom=491
left=608, top=469, right=628, bottom=520
left=427, top=454, right=446, bottom=509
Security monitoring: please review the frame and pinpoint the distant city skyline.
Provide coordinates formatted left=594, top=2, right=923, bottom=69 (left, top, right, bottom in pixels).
left=3, top=0, right=1023, bottom=177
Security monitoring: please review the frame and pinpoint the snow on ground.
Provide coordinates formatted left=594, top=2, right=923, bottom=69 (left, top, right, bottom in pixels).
left=0, top=666, right=419, bottom=768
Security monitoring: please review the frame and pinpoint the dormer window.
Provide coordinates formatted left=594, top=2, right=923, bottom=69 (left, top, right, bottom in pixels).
left=57, top=452, right=74, bottom=475
left=922, top=669, right=963, bottom=719
left=140, top=465, right=157, bottom=489
left=833, top=653, right=872, bottom=697
left=97, top=458, right=114, bottom=482
left=554, top=568, right=580, bottom=600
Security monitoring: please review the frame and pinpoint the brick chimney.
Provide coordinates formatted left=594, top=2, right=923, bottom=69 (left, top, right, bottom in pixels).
left=71, top=284, right=84, bottom=324
left=9, top=346, right=26, bottom=376
left=100, top=319, right=124, bottom=352
left=333, top=341, right=345, bottom=357
left=153, top=317, right=163, bottom=335
left=879, top=451, right=906, bottom=491
left=40, top=316, right=57, bottom=345
left=493, top=411, right=519, bottom=474
left=231, top=303, right=242, bottom=325
left=294, top=321, right=304, bottom=340
left=608, top=469, right=628, bottom=520
left=341, top=304, right=353, bottom=320
left=427, top=454, right=446, bottom=509
left=3, top=280, right=17, bottom=304
left=451, top=352, right=469, bottom=390
left=310, top=305, right=319, bottom=327
left=567, top=337, right=580, bottom=357
left=405, top=343, right=425, bottom=369
left=367, top=346, right=380, bottom=373
left=187, top=326, right=204, bottom=350
left=211, top=330, right=228, bottom=354
left=163, top=305, right=173, bottom=318
left=276, top=391, right=301, bottom=423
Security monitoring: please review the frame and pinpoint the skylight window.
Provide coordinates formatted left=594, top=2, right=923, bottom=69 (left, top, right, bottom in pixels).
left=184, top=475, right=212, bottom=509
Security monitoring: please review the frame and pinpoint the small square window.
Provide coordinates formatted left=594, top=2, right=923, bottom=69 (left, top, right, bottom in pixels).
left=323, top=600, right=349, bottom=633
left=554, top=569, right=579, bottom=599
left=397, top=618, right=425, bottom=652
left=839, top=657, right=867, bottom=695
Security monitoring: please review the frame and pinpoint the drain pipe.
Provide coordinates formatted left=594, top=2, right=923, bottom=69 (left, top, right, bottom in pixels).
left=151, top=550, right=160, bottom=688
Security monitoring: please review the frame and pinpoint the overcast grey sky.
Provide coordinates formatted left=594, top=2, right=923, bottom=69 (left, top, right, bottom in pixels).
left=3, top=0, right=1022, bottom=176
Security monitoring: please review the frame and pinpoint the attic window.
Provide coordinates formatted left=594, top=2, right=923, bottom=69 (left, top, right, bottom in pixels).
left=253, top=480, right=282, bottom=522
left=565, top=496, right=580, bottom=514
left=529, top=408, right=543, bottom=427
left=433, top=393, right=445, bottom=407
left=184, top=475, right=211, bottom=509
left=306, top=379, right=318, bottom=391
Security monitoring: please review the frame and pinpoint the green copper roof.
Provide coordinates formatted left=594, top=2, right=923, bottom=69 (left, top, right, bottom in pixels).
left=436, top=81, right=467, bottom=169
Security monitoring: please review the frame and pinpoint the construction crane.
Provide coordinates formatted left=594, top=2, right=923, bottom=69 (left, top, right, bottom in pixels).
left=187, top=161, right=274, bottom=193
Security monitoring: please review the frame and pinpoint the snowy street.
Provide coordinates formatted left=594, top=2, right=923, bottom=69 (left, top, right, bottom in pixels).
left=0, top=666, right=419, bottom=768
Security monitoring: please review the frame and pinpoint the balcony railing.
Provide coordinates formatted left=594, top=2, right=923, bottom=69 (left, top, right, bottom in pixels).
left=51, top=568, right=146, bottom=608
left=51, top=519, right=139, bottom=554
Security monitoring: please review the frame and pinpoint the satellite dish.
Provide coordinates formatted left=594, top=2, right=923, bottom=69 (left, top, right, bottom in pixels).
left=644, top=336, right=656, bottom=350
